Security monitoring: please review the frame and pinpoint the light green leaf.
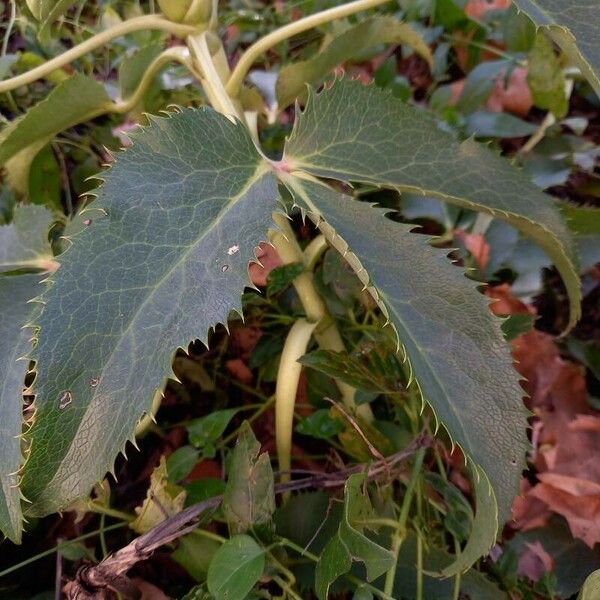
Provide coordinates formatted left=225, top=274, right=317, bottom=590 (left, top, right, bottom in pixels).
left=512, top=0, right=600, bottom=97
left=0, top=73, right=110, bottom=165
left=276, top=16, right=432, bottom=109
left=284, top=80, right=581, bottom=332
left=20, top=108, right=278, bottom=516
left=0, top=274, right=40, bottom=543
left=187, top=409, right=238, bottom=456
left=130, top=457, right=186, bottom=534
left=527, top=32, right=568, bottom=117
left=222, top=422, right=275, bottom=534
left=315, top=473, right=394, bottom=599
left=0, top=74, right=110, bottom=192
left=207, top=534, right=265, bottom=600
left=0, top=204, right=55, bottom=273
left=166, top=445, right=200, bottom=482
left=579, top=569, right=600, bottom=600
left=285, top=177, right=528, bottom=539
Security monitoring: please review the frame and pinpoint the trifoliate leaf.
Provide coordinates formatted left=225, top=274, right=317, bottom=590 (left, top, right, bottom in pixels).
left=284, top=79, right=581, bottom=332
left=21, top=108, right=278, bottom=515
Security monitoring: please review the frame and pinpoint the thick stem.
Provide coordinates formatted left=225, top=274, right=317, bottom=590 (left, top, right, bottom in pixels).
left=226, top=0, right=391, bottom=97
left=275, top=318, right=317, bottom=492
left=269, top=213, right=373, bottom=421
left=112, top=47, right=193, bottom=113
left=187, top=32, right=243, bottom=120
left=0, top=15, right=200, bottom=94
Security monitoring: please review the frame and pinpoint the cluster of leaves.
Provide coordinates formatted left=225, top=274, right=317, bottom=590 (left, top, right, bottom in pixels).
left=0, top=0, right=599, bottom=598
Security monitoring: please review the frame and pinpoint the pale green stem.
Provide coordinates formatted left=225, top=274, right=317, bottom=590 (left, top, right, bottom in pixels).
left=0, top=15, right=200, bottom=94
left=383, top=447, right=426, bottom=596
left=226, top=0, right=392, bottom=97
left=303, top=234, right=328, bottom=270
left=275, top=318, right=317, bottom=492
left=519, top=76, right=574, bottom=154
left=112, top=46, right=193, bottom=113
left=187, top=31, right=243, bottom=120
left=270, top=212, right=373, bottom=421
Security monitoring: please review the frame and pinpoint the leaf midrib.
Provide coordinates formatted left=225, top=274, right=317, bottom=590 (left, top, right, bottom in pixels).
left=39, top=159, right=269, bottom=413
left=287, top=175, right=474, bottom=451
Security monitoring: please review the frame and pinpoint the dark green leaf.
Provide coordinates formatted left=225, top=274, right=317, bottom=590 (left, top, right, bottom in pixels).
left=299, top=348, right=402, bottom=393
left=167, top=446, right=200, bottom=482
left=21, top=108, right=278, bottom=516
left=315, top=474, right=394, bottom=599
left=188, top=409, right=238, bottom=455
left=207, top=534, right=265, bottom=600
left=28, top=145, right=62, bottom=211
left=465, top=111, right=538, bottom=138
left=284, top=79, right=581, bottom=331
left=501, top=313, right=536, bottom=341
left=0, top=274, right=41, bottom=542
left=284, top=177, right=527, bottom=544
left=457, top=60, right=511, bottom=113
left=296, top=409, right=344, bottom=439
left=266, top=262, right=304, bottom=296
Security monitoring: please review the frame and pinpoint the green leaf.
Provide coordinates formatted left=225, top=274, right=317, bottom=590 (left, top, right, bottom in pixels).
left=512, top=0, right=600, bottom=97
left=187, top=409, right=238, bottom=457
left=315, top=474, right=394, bottom=599
left=527, top=32, right=568, bottom=117
left=222, top=422, right=275, bottom=534
left=167, top=445, right=200, bottom=482
left=295, top=409, right=344, bottom=439
left=173, top=533, right=220, bottom=582
left=266, top=262, right=304, bottom=296
left=284, top=80, right=581, bottom=331
left=0, top=274, right=41, bottom=543
left=0, top=204, right=55, bottom=273
left=580, top=569, right=600, bottom=600
left=207, top=534, right=265, bottom=600
left=21, top=108, right=277, bottom=516
left=299, top=348, right=402, bottom=393
left=393, top=531, right=509, bottom=600
left=0, top=74, right=110, bottom=166
left=0, top=74, right=110, bottom=194
left=464, top=111, right=538, bottom=138
left=119, top=44, right=163, bottom=99
left=276, top=16, right=432, bottom=109
left=456, top=60, right=510, bottom=113
left=284, top=177, right=528, bottom=537
left=28, top=145, right=63, bottom=211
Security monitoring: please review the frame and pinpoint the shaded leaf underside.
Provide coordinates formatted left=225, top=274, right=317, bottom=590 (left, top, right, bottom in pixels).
left=284, top=80, right=580, bottom=331
left=22, top=108, right=278, bottom=515
left=286, top=176, right=528, bottom=531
